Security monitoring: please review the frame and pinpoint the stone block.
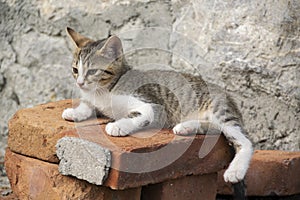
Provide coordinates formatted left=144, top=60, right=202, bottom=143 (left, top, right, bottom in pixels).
left=5, top=148, right=141, bottom=200
left=142, top=173, right=217, bottom=200
left=217, top=150, right=300, bottom=196
left=56, top=137, right=111, bottom=185
left=8, top=100, right=233, bottom=190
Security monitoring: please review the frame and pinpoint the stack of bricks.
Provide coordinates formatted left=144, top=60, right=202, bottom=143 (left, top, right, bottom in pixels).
left=4, top=100, right=300, bottom=199
left=4, top=100, right=233, bottom=200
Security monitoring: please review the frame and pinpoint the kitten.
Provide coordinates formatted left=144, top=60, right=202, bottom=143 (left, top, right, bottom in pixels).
left=62, top=27, right=253, bottom=185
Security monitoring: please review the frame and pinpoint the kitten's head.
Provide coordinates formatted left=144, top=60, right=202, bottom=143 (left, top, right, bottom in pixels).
left=66, top=27, right=129, bottom=91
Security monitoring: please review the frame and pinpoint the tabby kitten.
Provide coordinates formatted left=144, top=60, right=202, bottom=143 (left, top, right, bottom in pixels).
left=62, top=27, right=253, bottom=184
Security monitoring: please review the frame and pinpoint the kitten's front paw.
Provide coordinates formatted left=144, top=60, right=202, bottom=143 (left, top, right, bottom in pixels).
left=223, top=166, right=246, bottom=183
left=62, top=108, right=88, bottom=122
left=173, top=121, right=203, bottom=135
left=62, top=108, right=76, bottom=121
left=105, top=122, right=130, bottom=137
left=173, top=124, right=193, bottom=135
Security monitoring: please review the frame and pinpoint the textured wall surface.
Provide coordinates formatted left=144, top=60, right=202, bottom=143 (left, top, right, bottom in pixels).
left=0, top=0, right=299, bottom=185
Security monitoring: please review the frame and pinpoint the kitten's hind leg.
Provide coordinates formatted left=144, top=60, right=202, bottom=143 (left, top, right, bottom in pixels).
left=222, top=125, right=253, bottom=183
left=173, top=120, right=204, bottom=135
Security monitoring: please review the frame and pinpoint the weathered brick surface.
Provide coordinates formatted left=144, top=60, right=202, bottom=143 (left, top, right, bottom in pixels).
left=7, top=99, right=111, bottom=163
left=69, top=125, right=233, bottom=190
left=5, top=149, right=141, bottom=200
left=217, top=150, right=300, bottom=196
left=8, top=100, right=233, bottom=190
left=142, top=173, right=217, bottom=200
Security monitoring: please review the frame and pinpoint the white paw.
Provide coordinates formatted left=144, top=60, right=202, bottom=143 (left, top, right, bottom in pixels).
left=223, top=166, right=247, bottom=183
left=172, top=123, right=193, bottom=135
left=62, top=108, right=88, bottom=122
left=62, top=108, right=76, bottom=121
left=105, top=122, right=130, bottom=137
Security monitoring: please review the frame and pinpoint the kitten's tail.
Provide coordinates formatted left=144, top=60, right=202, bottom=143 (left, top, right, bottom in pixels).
left=233, top=180, right=246, bottom=200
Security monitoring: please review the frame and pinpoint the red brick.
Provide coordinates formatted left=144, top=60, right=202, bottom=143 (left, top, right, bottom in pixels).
left=7, top=99, right=111, bottom=163
left=142, top=173, right=217, bottom=200
left=8, top=100, right=234, bottom=190
left=217, top=150, right=300, bottom=196
left=4, top=149, right=141, bottom=200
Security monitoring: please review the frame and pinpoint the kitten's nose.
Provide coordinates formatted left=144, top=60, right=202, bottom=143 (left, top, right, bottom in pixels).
left=77, top=82, right=84, bottom=87
left=77, top=77, right=84, bottom=87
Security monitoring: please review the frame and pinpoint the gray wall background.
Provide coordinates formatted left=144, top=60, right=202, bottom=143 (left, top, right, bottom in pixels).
left=0, top=0, right=299, bottom=167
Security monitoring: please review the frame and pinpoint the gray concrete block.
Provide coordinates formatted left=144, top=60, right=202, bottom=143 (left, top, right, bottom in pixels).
left=56, top=137, right=111, bottom=185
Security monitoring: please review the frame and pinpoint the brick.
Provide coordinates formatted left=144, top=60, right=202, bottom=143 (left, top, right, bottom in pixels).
left=7, top=99, right=111, bottom=163
left=217, top=150, right=300, bottom=196
left=142, top=173, right=217, bottom=200
left=67, top=125, right=233, bottom=190
left=4, top=148, right=141, bottom=200
left=8, top=100, right=233, bottom=189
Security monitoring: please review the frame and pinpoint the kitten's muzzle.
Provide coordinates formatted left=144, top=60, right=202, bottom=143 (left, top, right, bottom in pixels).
left=76, top=82, right=91, bottom=91
left=77, top=82, right=84, bottom=87
left=76, top=77, right=85, bottom=88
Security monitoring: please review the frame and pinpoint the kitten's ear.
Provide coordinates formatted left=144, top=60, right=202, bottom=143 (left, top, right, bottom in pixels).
left=66, top=27, right=93, bottom=48
left=98, top=35, right=123, bottom=60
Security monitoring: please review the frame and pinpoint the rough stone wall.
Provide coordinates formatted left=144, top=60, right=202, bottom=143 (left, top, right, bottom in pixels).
left=0, top=0, right=299, bottom=169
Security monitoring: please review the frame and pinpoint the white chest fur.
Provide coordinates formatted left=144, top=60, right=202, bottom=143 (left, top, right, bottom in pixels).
left=81, top=90, right=152, bottom=120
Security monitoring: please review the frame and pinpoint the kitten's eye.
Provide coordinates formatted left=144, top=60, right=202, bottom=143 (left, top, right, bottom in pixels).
left=72, top=67, right=78, bottom=74
left=87, top=69, right=98, bottom=76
